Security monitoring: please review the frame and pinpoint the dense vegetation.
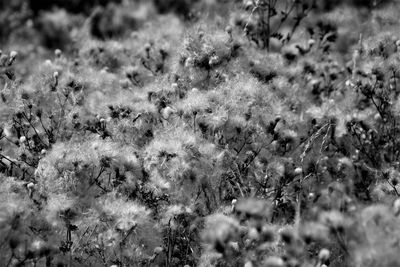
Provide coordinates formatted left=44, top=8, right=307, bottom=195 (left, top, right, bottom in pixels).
left=1, top=0, right=400, bottom=266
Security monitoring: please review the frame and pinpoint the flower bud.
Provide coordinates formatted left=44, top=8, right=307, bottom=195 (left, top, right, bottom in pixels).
left=27, top=182, right=35, bottom=190
left=153, top=246, right=163, bottom=254
left=10, top=51, right=17, bottom=58
left=294, top=167, right=302, bottom=175
left=228, top=241, right=239, bottom=251
left=248, top=227, right=259, bottom=240
left=55, top=49, right=62, bottom=58
left=8, top=51, right=17, bottom=65
left=120, top=78, right=130, bottom=89
left=19, top=136, right=26, bottom=143
left=9, top=51, right=17, bottom=63
left=161, top=106, right=176, bottom=120
left=144, top=43, right=151, bottom=53
left=9, top=236, right=20, bottom=249
left=318, top=248, right=330, bottom=263
left=394, top=198, right=400, bottom=215
left=209, top=55, right=220, bottom=66
left=264, top=256, right=285, bottom=267
left=185, top=57, right=194, bottom=67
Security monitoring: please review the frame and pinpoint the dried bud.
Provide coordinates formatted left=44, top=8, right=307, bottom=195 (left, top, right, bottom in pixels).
left=125, top=66, right=139, bottom=79
left=280, top=228, right=294, bottom=244
left=36, top=109, right=42, bottom=118
left=260, top=226, right=275, bottom=242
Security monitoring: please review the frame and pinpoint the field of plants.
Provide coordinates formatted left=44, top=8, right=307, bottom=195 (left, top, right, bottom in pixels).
left=1, top=0, right=400, bottom=266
